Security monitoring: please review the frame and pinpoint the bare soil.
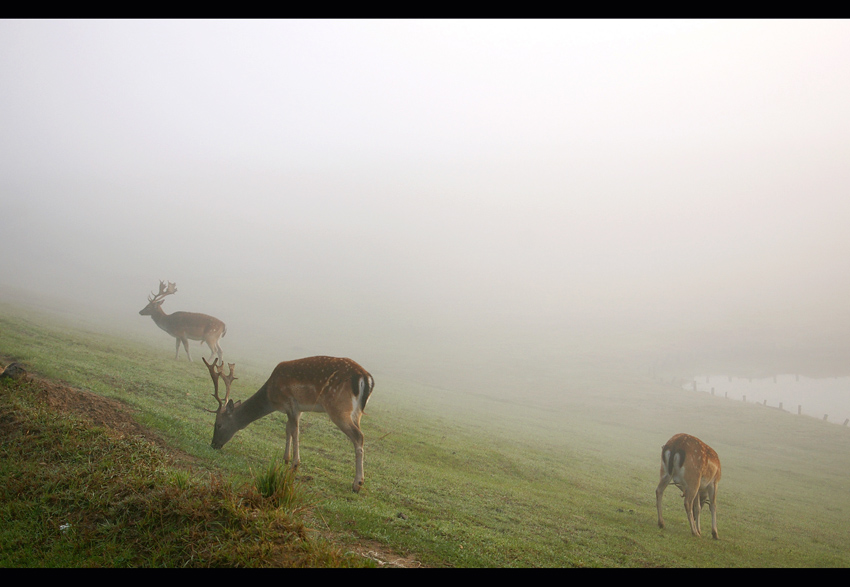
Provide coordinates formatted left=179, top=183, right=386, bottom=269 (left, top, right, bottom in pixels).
left=29, top=371, right=190, bottom=458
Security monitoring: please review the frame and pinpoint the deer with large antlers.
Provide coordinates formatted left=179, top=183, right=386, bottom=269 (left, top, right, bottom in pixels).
left=139, top=280, right=226, bottom=362
left=656, top=433, right=722, bottom=539
left=202, top=355, right=375, bottom=493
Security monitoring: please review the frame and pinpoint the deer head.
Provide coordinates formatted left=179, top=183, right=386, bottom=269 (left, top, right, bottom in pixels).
left=202, top=356, right=241, bottom=449
left=139, top=280, right=178, bottom=315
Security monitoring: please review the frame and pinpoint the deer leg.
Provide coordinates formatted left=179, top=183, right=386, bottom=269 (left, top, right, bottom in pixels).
left=684, top=488, right=701, bottom=537
left=693, top=493, right=703, bottom=536
left=331, top=413, right=365, bottom=493
left=707, top=482, right=719, bottom=539
left=181, top=337, right=192, bottom=362
left=284, top=412, right=301, bottom=468
left=202, top=334, right=222, bottom=361
left=655, top=468, right=672, bottom=529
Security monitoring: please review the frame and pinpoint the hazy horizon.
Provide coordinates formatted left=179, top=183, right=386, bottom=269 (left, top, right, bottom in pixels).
left=3, top=19, right=850, bottom=388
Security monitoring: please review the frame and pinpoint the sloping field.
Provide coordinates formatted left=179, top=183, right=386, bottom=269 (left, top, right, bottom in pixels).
left=1, top=302, right=848, bottom=567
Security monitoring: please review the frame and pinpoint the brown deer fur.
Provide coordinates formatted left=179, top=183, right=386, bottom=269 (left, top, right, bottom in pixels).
left=656, top=433, right=721, bottom=539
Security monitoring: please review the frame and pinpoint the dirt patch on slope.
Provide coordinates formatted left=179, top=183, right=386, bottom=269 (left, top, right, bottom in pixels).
left=37, top=377, right=173, bottom=449
left=1, top=360, right=199, bottom=468
left=336, top=537, right=427, bottom=568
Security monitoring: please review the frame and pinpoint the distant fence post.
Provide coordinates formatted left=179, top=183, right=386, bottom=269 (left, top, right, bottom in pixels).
left=798, top=405, right=802, bottom=415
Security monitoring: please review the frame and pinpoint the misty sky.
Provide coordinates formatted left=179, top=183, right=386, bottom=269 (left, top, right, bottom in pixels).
left=2, top=19, right=850, bottom=378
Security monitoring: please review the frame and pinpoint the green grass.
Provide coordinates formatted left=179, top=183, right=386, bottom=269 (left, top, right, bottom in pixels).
left=2, top=300, right=849, bottom=567
left=0, top=376, right=371, bottom=567
left=251, top=457, right=304, bottom=511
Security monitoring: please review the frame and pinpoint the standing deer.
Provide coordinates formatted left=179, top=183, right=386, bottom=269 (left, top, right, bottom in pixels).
left=139, top=280, right=226, bottom=362
left=656, top=433, right=722, bottom=539
left=203, top=355, right=375, bottom=493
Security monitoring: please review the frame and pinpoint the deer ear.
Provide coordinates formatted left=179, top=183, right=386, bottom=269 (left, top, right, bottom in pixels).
left=225, top=399, right=235, bottom=414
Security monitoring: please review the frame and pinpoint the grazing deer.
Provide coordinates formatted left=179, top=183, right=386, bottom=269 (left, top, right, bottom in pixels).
left=203, top=355, right=375, bottom=493
left=656, top=433, right=721, bottom=539
left=139, top=280, right=226, bottom=362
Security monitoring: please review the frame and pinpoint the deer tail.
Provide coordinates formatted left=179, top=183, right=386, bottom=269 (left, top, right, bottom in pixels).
left=352, top=373, right=374, bottom=412
left=662, top=446, right=686, bottom=476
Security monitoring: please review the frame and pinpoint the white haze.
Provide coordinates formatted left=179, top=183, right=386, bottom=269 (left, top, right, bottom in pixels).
left=2, top=19, right=850, bottom=392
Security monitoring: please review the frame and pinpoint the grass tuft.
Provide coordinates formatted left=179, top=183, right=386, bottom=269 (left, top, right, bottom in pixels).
left=249, top=457, right=305, bottom=512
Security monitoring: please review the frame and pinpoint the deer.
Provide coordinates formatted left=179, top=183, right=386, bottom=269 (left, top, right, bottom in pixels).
left=202, top=355, right=375, bottom=493
left=139, top=280, right=226, bottom=362
left=655, top=433, right=722, bottom=539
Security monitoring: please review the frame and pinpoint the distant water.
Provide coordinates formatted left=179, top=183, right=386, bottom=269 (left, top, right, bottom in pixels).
left=685, top=374, right=850, bottom=426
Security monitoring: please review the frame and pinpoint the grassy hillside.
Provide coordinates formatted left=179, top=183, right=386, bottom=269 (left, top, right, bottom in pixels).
left=1, top=300, right=849, bottom=567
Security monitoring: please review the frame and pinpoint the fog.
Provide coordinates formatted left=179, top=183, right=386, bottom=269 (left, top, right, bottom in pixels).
left=3, top=20, right=850, bottom=392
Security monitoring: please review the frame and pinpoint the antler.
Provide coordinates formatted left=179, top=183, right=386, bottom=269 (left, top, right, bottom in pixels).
left=148, top=280, right=178, bottom=303
left=203, top=356, right=221, bottom=407
left=222, top=362, right=237, bottom=405
left=202, top=357, right=237, bottom=413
